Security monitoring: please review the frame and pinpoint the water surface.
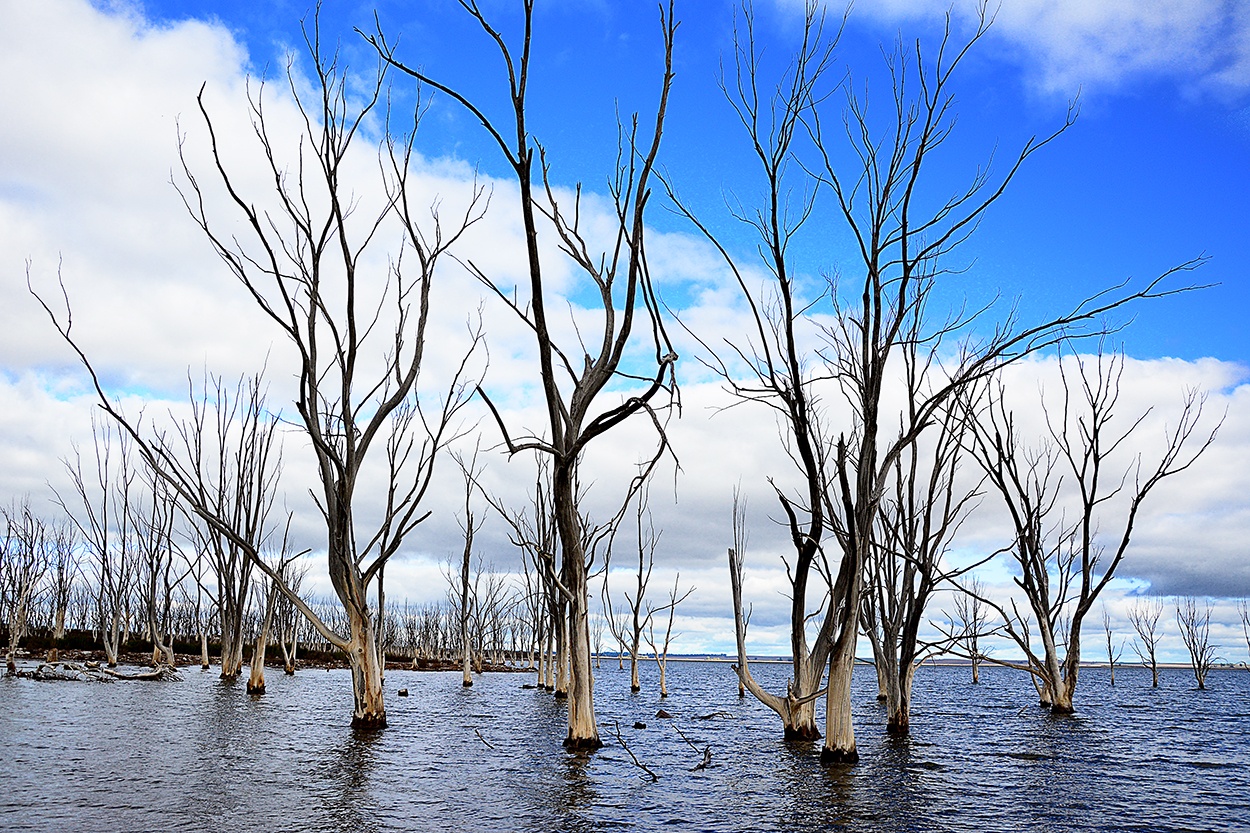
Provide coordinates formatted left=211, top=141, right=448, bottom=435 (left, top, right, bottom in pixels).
left=2, top=660, right=1245, bottom=831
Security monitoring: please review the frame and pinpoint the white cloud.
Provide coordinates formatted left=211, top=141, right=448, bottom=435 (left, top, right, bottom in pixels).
left=4, top=0, right=1250, bottom=665
left=798, top=0, right=1250, bottom=97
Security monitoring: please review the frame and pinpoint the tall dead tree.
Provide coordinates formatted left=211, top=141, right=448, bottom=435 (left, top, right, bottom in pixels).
left=34, top=20, right=482, bottom=728
left=57, top=419, right=138, bottom=668
left=370, top=1, right=680, bottom=749
left=672, top=4, right=1196, bottom=763
left=969, top=349, right=1216, bottom=712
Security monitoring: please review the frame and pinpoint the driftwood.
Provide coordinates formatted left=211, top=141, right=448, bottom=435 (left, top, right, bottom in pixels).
left=7, top=662, right=182, bottom=682
left=102, top=664, right=182, bottom=681
left=9, top=662, right=113, bottom=682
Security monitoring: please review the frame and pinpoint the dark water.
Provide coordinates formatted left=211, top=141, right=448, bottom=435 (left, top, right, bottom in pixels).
left=2, top=659, right=1246, bottom=832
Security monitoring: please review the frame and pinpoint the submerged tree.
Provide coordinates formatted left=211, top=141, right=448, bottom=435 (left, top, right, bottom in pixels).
left=1101, top=608, right=1124, bottom=686
left=369, top=0, right=680, bottom=749
left=675, top=3, right=1196, bottom=762
left=953, top=577, right=990, bottom=684
left=57, top=419, right=138, bottom=668
left=604, top=492, right=660, bottom=694
left=2, top=500, right=50, bottom=671
left=1177, top=596, right=1217, bottom=690
left=35, top=21, right=482, bottom=727
left=969, top=350, right=1216, bottom=713
left=644, top=572, right=693, bottom=698
left=1128, top=597, right=1164, bottom=687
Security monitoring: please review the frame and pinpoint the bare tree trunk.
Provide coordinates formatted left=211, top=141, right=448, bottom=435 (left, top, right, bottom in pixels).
left=247, top=577, right=280, bottom=694
left=346, top=607, right=386, bottom=727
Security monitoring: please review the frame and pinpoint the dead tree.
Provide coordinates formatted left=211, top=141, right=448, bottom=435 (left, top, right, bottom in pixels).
left=953, top=578, right=990, bottom=684
left=56, top=419, right=138, bottom=668
left=1101, top=607, right=1124, bottom=686
left=274, top=559, right=309, bottom=674
left=1128, top=597, right=1164, bottom=687
left=862, top=395, right=986, bottom=735
left=132, top=477, right=190, bottom=667
left=644, top=573, right=694, bottom=698
left=369, top=0, right=680, bottom=751
left=1177, top=596, right=1217, bottom=690
left=1239, top=599, right=1250, bottom=670
left=2, top=501, right=50, bottom=671
left=604, top=492, right=659, bottom=693
left=34, top=19, right=482, bottom=728
left=670, top=3, right=1197, bottom=763
left=44, top=520, right=80, bottom=662
left=969, top=349, right=1217, bottom=713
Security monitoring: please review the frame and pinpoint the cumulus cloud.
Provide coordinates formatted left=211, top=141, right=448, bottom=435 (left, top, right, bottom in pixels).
left=4, top=0, right=1250, bottom=664
left=795, top=0, right=1250, bottom=98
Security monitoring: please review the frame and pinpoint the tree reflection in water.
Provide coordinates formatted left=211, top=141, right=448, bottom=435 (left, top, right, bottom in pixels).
left=320, top=726, right=381, bottom=831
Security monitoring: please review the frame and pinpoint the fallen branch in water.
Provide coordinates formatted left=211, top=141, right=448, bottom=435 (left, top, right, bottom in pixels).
left=609, top=722, right=658, bottom=782
left=474, top=729, right=495, bottom=750
left=9, top=662, right=113, bottom=682
left=673, top=723, right=713, bottom=771
left=102, top=665, right=182, bottom=681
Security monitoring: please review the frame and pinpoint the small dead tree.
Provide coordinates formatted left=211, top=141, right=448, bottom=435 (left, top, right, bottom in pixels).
left=274, top=559, right=309, bottom=674
left=1177, top=596, right=1217, bottom=690
left=44, top=520, right=80, bottom=662
left=1128, top=597, right=1164, bottom=687
left=2, top=501, right=51, bottom=671
left=861, top=392, right=987, bottom=735
left=644, top=573, right=694, bottom=698
left=57, top=419, right=138, bottom=668
left=604, top=492, right=659, bottom=693
left=953, top=578, right=990, bottom=684
left=132, top=477, right=191, bottom=667
left=1101, top=607, right=1124, bottom=686
left=1239, top=598, right=1250, bottom=670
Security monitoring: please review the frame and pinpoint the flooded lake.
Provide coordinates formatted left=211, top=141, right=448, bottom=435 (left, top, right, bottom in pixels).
left=2, top=659, right=1246, bottom=831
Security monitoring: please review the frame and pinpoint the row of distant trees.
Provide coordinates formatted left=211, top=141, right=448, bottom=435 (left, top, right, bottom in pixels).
left=21, top=0, right=1225, bottom=763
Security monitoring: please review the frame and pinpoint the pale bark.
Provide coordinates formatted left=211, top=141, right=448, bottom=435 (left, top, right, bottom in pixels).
left=33, top=18, right=482, bottom=729
left=247, top=575, right=280, bottom=694
left=970, top=351, right=1216, bottom=713
left=371, top=0, right=679, bottom=752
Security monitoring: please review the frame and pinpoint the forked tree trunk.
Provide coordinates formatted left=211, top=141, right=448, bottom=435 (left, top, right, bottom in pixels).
left=281, top=631, right=297, bottom=674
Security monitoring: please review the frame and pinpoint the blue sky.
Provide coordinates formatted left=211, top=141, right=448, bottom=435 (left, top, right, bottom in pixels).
left=133, top=0, right=1250, bottom=363
left=3, top=0, right=1250, bottom=659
